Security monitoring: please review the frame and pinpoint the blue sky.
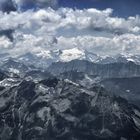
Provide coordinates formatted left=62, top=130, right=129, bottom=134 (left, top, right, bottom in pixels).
left=58, top=0, right=140, bottom=17
left=1, top=0, right=140, bottom=17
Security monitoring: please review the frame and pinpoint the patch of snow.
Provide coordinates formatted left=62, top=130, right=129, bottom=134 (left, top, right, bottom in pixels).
left=113, top=102, right=120, bottom=110
left=38, top=84, right=49, bottom=92
left=84, top=74, right=93, bottom=82
left=35, top=50, right=52, bottom=59
left=65, top=79, right=79, bottom=86
left=61, top=114, right=77, bottom=122
left=0, top=78, right=19, bottom=87
left=134, top=109, right=140, bottom=117
left=60, top=48, right=85, bottom=62
left=9, top=68, right=20, bottom=74
left=127, top=58, right=135, bottom=62
left=126, top=90, right=130, bottom=93
left=133, top=116, right=140, bottom=129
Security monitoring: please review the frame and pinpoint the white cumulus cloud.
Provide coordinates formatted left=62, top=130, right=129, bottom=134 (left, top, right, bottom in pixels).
left=0, top=7, right=140, bottom=58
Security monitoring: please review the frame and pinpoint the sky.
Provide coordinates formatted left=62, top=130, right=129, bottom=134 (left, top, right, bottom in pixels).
left=0, top=0, right=140, bottom=59
left=59, top=0, right=140, bottom=17
left=1, top=0, right=140, bottom=17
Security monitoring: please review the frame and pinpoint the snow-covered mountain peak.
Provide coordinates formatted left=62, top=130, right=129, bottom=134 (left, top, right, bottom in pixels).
left=1, top=47, right=140, bottom=69
left=16, top=47, right=100, bottom=67
left=59, top=48, right=85, bottom=62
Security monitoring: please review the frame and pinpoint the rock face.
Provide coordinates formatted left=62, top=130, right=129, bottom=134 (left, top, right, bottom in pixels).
left=47, top=60, right=140, bottom=79
left=0, top=70, right=8, bottom=81
left=101, top=77, right=140, bottom=107
left=57, top=69, right=140, bottom=107
left=0, top=75, right=140, bottom=140
left=1, top=59, right=30, bottom=76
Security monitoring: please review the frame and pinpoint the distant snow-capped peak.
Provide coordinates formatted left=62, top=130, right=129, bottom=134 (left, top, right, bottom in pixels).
left=59, top=48, right=85, bottom=62
left=1, top=48, right=140, bottom=68
left=19, top=48, right=99, bottom=62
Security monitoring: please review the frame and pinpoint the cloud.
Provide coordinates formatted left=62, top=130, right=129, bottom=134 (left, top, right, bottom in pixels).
left=14, top=0, right=58, bottom=10
left=0, top=0, right=16, bottom=12
left=1, top=8, right=140, bottom=34
left=0, top=0, right=58, bottom=12
left=0, top=7, right=140, bottom=58
left=57, top=34, right=140, bottom=56
left=0, top=36, right=13, bottom=50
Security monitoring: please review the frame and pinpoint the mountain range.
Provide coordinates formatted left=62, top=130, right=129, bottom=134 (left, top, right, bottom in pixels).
left=0, top=52, right=140, bottom=139
left=0, top=69, right=140, bottom=140
left=1, top=48, right=140, bottom=69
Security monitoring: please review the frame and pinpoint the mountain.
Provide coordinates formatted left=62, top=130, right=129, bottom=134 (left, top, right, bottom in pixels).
left=24, top=70, right=54, bottom=81
left=0, top=53, right=9, bottom=59
left=2, top=58, right=29, bottom=72
left=48, top=60, right=140, bottom=107
left=17, top=52, right=51, bottom=68
left=0, top=53, right=140, bottom=139
left=54, top=68, right=140, bottom=107
left=17, top=48, right=100, bottom=68
left=0, top=74, right=140, bottom=140
left=1, top=48, right=140, bottom=69
left=0, top=70, right=8, bottom=81
left=98, top=54, right=140, bottom=65
left=18, top=49, right=140, bottom=67
left=1, top=58, right=36, bottom=77
left=101, top=77, right=140, bottom=107
left=47, top=60, right=140, bottom=79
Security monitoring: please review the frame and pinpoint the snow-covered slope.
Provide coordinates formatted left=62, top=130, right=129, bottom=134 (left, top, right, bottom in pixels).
left=18, top=48, right=140, bottom=67
left=1, top=48, right=140, bottom=69
left=99, top=53, right=140, bottom=64
left=17, top=48, right=100, bottom=68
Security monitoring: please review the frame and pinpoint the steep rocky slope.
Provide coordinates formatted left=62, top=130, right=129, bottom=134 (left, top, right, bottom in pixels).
left=47, top=60, right=140, bottom=79
left=0, top=75, right=140, bottom=140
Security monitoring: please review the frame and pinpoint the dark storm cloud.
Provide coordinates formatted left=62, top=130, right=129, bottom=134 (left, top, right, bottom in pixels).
left=0, top=0, right=17, bottom=13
